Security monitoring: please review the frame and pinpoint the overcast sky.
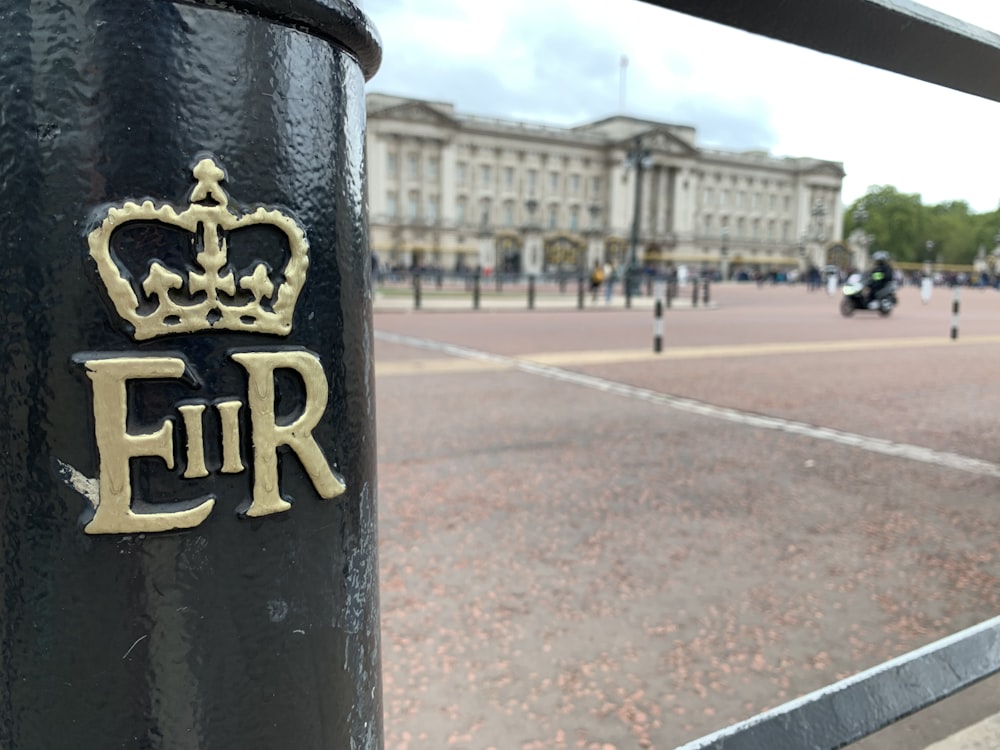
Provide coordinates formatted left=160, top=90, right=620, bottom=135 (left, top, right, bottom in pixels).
left=358, top=0, right=1000, bottom=214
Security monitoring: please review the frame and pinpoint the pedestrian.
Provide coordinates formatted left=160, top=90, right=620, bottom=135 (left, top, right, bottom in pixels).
left=589, top=260, right=604, bottom=303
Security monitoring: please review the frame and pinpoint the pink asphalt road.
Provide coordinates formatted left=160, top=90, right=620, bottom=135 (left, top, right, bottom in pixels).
left=374, top=282, right=1000, bottom=750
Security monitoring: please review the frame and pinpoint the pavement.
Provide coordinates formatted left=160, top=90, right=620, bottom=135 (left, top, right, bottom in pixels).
left=373, top=282, right=1000, bottom=750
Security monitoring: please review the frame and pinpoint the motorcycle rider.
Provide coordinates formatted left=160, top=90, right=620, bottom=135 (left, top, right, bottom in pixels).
left=865, top=251, right=894, bottom=306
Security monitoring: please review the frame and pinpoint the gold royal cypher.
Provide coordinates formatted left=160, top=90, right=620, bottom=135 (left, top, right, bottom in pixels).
left=73, top=157, right=345, bottom=535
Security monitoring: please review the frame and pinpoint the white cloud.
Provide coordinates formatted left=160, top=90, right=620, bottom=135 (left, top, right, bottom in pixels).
left=362, top=0, right=1000, bottom=212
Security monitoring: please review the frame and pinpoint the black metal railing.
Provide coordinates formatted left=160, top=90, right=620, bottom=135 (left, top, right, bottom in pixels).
left=633, top=2, right=1000, bottom=748
left=675, top=615, right=1000, bottom=750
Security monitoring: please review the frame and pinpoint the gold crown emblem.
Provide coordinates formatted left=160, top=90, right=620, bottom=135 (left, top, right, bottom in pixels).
left=88, top=158, right=308, bottom=340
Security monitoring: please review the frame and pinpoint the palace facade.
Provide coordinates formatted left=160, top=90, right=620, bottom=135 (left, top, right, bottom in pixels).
left=366, top=93, right=850, bottom=277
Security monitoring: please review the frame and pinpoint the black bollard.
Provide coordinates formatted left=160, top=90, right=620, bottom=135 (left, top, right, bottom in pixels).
left=666, top=278, right=674, bottom=309
left=578, top=275, right=585, bottom=309
left=952, top=287, right=960, bottom=340
left=414, top=271, right=422, bottom=309
left=0, top=3, right=382, bottom=749
left=474, top=272, right=482, bottom=309
left=654, top=299, right=664, bottom=353
left=692, top=277, right=700, bottom=307
left=703, top=276, right=711, bottom=306
left=528, top=274, right=536, bottom=310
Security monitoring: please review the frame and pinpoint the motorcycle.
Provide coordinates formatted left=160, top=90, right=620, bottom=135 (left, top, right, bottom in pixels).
left=840, top=273, right=897, bottom=317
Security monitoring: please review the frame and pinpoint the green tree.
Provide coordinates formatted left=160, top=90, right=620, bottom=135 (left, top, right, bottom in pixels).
left=845, top=186, right=924, bottom=262
left=845, top=187, right=992, bottom=265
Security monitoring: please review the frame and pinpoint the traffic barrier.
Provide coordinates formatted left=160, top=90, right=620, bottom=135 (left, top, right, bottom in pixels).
left=0, top=2, right=382, bottom=747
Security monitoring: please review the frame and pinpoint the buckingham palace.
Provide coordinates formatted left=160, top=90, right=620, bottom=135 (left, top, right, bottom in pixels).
left=366, top=93, right=849, bottom=278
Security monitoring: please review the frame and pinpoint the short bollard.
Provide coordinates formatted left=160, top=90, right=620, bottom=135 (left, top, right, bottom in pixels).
left=577, top=275, right=585, bottom=309
left=0, top=3, right=383, bottom=748
left=528, top=275, right=536, bottom=309
left=413, top=271, right=422, bottom=309
left=703, top=276, right=711, bottom=305
left=952, top=287, right=960, bottom=339
left=474, top=272, right=482, bottom=309
left=666, top=278, right=675, bottom=309
left=654, top=299, right=664, bottom=353
left=921, top=274, right=933, bottom=304
left=692, top=277, right=700, bottom=307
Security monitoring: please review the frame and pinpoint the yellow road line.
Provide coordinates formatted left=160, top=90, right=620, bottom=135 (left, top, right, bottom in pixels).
left=376, top=334, right=1000, bottom=376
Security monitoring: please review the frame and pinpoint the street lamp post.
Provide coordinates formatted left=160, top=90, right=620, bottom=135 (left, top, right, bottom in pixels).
left=798, top=236, right=809, bottom=289
left=812, top=199, right=827, bottom=265
left=624, top=137, right=651, bottom=308
left=853, top=205, right=869, bottom=270
left=720, top=227, right=729, bottom=281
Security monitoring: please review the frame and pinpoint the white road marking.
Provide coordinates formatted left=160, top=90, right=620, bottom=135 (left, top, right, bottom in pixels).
left=375, top=331, right=1000, bottom=480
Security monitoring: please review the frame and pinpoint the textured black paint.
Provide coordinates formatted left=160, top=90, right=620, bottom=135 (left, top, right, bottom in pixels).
left=0, top=2, right=381, bottom=748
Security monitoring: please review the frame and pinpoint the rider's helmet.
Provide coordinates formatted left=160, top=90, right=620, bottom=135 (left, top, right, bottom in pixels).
left=872, top=251, right=890, bottom=265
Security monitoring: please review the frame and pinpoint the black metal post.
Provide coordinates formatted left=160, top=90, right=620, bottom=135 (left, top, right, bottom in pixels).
left=474, top=272, right=481, bottom=309
left=0, top=3, right=382, bottom=748
left=413, top=270, right=422, bottom=309
left=692, top=277, right=700, bottom=307
left=703, top=275, right=711, bottom=306
left=577, top=275, right=585, bottom=309
left=528, top=275, right=536, bottom=309
left=952, top=287, right=960, bottom=339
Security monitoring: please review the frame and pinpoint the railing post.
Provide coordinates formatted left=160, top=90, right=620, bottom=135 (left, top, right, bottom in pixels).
left=0, top=4, right=383, bottom=748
